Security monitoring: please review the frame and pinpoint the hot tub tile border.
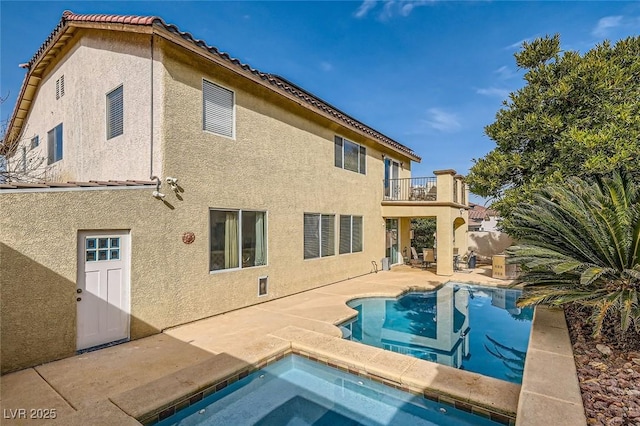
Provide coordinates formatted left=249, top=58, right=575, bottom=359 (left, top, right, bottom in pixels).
left=137, top=348, right=293, bottom=425
left=137, top=346, right=516, bottom=426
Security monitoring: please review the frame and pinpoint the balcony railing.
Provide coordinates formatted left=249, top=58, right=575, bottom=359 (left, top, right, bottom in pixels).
left=383, top=177, right=437, bottom=201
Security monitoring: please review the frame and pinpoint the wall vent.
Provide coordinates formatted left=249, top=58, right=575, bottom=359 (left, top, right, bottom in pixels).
left=258, top=276, right=268, bottom=297
left=56, top=75, right=65, bottom=100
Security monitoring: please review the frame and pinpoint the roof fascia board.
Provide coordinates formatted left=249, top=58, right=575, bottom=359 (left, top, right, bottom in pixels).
left=0, top=185, right=154, bottom=194
left=68, top=21, right=153, bottom=35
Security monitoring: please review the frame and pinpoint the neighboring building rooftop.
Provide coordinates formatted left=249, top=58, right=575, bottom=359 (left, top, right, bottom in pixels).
left=2, top=11, right=420, bottom=162
left=468, top=203, right=498, bottom=221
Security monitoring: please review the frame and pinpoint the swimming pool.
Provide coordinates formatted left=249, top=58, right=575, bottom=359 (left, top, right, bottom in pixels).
left=156, top=354, right=503, bottom=425
left=343, top=283, right=533, bottom=384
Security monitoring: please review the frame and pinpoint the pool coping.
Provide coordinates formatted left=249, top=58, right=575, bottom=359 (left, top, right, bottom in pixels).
left=110, top=342, right=520, bottom=426
left=110, top=303, right=588, bottom=426
left=515, top=306, right=587, bottom=426
left=109, top=322, right=520, bottom=425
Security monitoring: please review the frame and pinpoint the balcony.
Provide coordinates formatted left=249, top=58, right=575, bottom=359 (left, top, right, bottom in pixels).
left=383, top=177, right=437, bottom=202
left=382, top=171, right=467, bottom=205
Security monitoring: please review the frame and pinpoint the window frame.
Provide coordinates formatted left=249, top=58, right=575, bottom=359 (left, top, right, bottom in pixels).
left=334, top=136, right=366, bottom=175
left=30, top=135, right=40, bottom=150
left=209, top=208, right=268, bottom=273
left=47, top=123, right=63, bottom=164
left=303, top=213, right=336, bottom=260
left=106, top=84, right=124, bottom=140
left=339, top=215, right=364, bottom=255
left=202, top=78, right=236, bottom=140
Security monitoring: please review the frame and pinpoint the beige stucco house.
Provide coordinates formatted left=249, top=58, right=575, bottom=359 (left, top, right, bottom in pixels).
left=0, top=11, right=469, bottom=374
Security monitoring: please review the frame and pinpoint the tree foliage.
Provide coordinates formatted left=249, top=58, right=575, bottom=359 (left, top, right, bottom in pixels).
left=467, top=35, right=640, bottom=233
left=508, top=172, right=640, bottom=337
left=411, top=218, right=436, bottom=252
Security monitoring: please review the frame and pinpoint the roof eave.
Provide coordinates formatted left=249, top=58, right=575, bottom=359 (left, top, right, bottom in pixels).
left=2, top=12, right=421, bottom=163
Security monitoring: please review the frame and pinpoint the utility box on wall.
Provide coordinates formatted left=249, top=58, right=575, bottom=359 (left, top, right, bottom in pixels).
left=381, top=257, right=390, bottom=271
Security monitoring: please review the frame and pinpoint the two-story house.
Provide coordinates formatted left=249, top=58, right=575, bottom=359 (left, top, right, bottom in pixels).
left=0, top=11, right=469, bottom=373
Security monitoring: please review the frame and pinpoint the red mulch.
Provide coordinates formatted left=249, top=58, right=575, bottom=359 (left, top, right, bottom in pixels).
left=565, top=304, right=640, bottom=425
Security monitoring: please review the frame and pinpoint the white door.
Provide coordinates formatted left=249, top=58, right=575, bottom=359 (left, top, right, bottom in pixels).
left=77, top=231, right=130, bottom=350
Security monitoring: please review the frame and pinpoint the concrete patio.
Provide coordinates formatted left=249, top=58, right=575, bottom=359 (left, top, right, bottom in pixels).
left=0, top=265, right=585, bottom=425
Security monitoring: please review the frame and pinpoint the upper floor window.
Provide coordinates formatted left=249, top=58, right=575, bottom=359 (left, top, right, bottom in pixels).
left=304, top=213, right=335, bottom=259
left=107, top=85, right=124, bottom=139
left=334, top=136, right=366, bottom=174
left=210, top=209, right=266, bottom=271
left=339, top=215, right=363, bottom=254
left=30, top=135, right=39, bottom=149
left=203, top=79, right=234, bottom=138
left=47, top=123, right=63, bottom=164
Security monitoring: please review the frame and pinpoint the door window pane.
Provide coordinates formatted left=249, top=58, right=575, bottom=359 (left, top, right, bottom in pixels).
left=85, top=237, right=120, bottom=262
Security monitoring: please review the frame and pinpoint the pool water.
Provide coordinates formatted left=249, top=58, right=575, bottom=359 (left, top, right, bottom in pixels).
left=157, top=355, right=502, bottom=425
left=344, top=283, right=533, bottom=384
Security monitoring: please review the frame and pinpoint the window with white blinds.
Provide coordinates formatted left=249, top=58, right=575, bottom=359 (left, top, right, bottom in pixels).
left=339, top=215, right=363, bottom=254
left=107, top=85, right=124, bottom=139
left=334, top=136, right=366, bottom=174
left=304, top=213, right=335, bottom=259
left=203, top=79, right=234, bottom=138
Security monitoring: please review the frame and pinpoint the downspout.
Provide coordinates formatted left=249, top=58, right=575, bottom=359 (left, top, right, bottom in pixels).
left=149, top=33, right=154, bottom=179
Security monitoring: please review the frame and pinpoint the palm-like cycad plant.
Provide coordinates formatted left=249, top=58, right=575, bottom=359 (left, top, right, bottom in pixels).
left=508, top=172, right=640, bottom=337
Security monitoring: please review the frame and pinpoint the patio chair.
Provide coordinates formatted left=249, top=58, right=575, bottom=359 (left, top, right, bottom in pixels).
left=409, top=247, right=423, bottom=267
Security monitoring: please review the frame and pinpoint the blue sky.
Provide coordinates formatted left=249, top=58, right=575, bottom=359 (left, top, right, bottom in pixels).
left=1, top=1, right=639, bottom=201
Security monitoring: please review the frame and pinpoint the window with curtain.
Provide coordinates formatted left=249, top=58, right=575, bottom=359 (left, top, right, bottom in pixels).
left=304, top=213, right=335, bottom=259
left=203, top=79, right=234, bottom=138
left=107, top=85, right=124, bottom=139
left=339, top=215, right=363, bottom=254
left=210, top=209, right=266, bottom=271
left=334, top=136, right=366, bottom=174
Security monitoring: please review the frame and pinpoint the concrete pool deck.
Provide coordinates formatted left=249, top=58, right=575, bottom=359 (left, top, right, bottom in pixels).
left=0, top=265, right=585, bottom=425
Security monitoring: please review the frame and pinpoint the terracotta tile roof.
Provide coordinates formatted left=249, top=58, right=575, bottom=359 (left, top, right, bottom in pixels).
left=0, top=180, right=155, bottom=190
left=3, top=11, right=419, bottom=162
left=468, top=203, right=498, bottom=220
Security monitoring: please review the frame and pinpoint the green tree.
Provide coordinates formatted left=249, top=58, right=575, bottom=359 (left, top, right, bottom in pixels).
left=467, top=35, right=640, bottom=234
left=411, top=218, right=436, bottom=252
left=508, top=172, right=640, bottom=337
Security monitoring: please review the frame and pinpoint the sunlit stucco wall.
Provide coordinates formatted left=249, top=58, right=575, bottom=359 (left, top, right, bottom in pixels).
left=10, top=29, right=164, bottom=182
left=0, top=33, right=417, bottom=373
